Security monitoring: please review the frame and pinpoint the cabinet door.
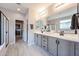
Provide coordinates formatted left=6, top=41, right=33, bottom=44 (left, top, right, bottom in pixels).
left=48, top=37, right=57, bottom=56
left=34, top=34, right=38, bottom=45
left=58, top=39, right=74, bottom=56
left=37, top=34, right=42, bottom=47
left=75, top=42, right=79, bottom=56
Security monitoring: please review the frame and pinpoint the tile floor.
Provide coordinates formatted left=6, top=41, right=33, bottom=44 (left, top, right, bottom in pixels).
left=5, top=40, right=50, bottom=56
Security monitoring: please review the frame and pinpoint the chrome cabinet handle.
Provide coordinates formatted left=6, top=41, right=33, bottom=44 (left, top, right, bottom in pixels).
left=43, top=40, right=46, bottom=42
left=43, top=46, right=46, bottom=47
left=56, top=40, right=58, bottom=44
left=56, top=40, right=60, bottom=45
left=58, top=40, right=60, bottom=44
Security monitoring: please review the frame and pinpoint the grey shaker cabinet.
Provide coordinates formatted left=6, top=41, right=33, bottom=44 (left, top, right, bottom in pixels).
left=37, top=34, right=42, bottom=47
left=75, top=42, right=79, bottom=56
left=34, top=33, right=77, bottom=56
left=58, top=39, right=74, bottom=56
left=34, top=34, right=38, bottom=45
left=48, top=37, right=57, bottom=56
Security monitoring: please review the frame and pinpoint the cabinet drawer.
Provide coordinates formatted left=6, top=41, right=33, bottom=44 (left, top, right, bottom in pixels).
left=42, top=39, right=47, bottom=43
left=42, top=42, right=47, bottom=46
left=42, top=39, right=47, bottom=42
left=42, top=36, right=48, bottom=43
left=42, top=41, right=47, bottom=45
left=42, top=36, right=47, bottom=40
left=38, top=34, right=41, bottom=38
left=42, top=45, right=48, bottom=50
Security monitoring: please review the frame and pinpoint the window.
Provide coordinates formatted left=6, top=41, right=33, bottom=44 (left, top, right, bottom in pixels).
left=50, top=24, right=55, bottom=30
left=60, top=19, right=71, bottom=30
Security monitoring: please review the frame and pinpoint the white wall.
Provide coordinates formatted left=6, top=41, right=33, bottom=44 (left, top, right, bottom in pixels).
left=0, top=7, right=27, bottom=55
left=27, top=9, right=36, bottom=46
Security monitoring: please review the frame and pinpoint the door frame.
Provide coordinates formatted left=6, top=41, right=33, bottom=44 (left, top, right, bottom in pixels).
left=15, top=20, right=24, bottom=43
left=0, top=11, right=9, bottom=47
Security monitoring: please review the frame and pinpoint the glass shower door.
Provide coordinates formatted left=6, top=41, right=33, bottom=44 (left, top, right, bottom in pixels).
left=4, top=16, right=9, bottom=47
left=1, top=13, right=4, bottom=45
left=0, top=12, right=9, bottom=47
left=0, top=11, right=9, bottom=47
left=6, top=19, right=9, bottom=46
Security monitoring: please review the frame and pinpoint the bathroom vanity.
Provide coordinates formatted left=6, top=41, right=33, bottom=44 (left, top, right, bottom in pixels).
left=34, top=31, right=78, bottom=56
left=34, top=3, right=79, bottom=56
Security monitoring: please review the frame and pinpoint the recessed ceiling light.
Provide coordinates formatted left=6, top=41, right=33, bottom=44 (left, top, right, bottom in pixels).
left=17, top=8, right=21, bottom=11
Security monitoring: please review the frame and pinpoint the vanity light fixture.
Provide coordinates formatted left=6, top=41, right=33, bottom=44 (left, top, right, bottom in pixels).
left=37, top=8, right=45, bottom=13
left=55, top=3, right=64, bottom=8
left=37, top=8, right=48, bottom=18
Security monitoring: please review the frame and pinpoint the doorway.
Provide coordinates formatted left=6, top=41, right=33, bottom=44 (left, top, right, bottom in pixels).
left=15, top=20, right=24, bottom=42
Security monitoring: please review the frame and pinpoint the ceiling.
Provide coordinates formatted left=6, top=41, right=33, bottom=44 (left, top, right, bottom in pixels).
left=0, top=3, right=52, bottom=15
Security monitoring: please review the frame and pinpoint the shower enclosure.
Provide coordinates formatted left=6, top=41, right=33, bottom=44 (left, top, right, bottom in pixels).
left=0, top=11, right=9, bottom=47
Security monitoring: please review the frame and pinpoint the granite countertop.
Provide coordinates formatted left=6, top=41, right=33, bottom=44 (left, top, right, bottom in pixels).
left=34, top=31, right=78, bottom=42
